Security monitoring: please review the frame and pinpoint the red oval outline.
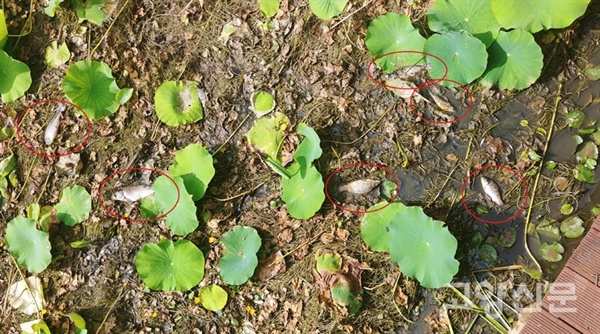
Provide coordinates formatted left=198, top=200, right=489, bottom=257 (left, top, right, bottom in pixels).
left=16, top=99, right=92, bottom=159
left=325, top=162, right=400, bottom=214
left=98, top=167, right=181, bottom=223
left=461, top=165, right=529, bottom=225
left=367, top=50, right=449, bottom=90
left=409, top=79, right=474, bottom=125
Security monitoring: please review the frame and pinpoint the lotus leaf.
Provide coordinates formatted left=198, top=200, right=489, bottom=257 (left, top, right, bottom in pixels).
left=560, top=216, right=585, bottom=238
left=152, top=175, right=198, bottom=235
left=280, top=163, right=325, bottom=219
left=361, top=202, right=407, bottom=252
left=199, top=284, right=228, bottom=311
left=55, top=185, right=92, bottom=226
left=540, top=242, right=564, bottom=262
left=218, top=226, right=262, bottom=285
left=0, top=50, right=32, bottom=102
left=169, top=144, right=215, bottom=201
left=491, top=0, right=591, bottom=33
left=309, top=0, right=348, bottom=20
left=247, top=112, right=290, bottom=161
left=5, top=217, right=52, bottom=273
left=154, top=80, right=204, bottom=126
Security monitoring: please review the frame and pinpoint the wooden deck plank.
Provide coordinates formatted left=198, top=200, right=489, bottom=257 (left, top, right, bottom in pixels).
left=520, top=310, right=581, bottom=334
left=540, top=267, right=600, bottom=333
left=565, top=227, right=600, bottom=285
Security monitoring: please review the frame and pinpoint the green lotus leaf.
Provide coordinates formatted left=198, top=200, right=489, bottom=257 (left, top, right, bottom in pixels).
left=199, top=284, right=228, bottom=312
left=540, top=241, right=564, bottom=262
left=55, top=185, right=92, bottom=226
left=316, top=251, right=341, bottom=276
left=388, top=206, right=459, bottom=288
left=281, top=163, right=325, bottom=219
left=424, top=31, right=487, bottom=86
left=536, top=220, right=560, bottom=240
left=61, top=312, right=86, bottom=330
left=365, top=13, right=426, bottom=73
left=45, top=41, right=71, bottom=68
left=152, top=175, right=198, bottom=235
left=5, top=217, right=52, bottom=273
left=0, top=50, right=32, bottom=103
left=309, top=0, right=348, bottom=20
left=293, top=123, right=322, bottom=177
left=154, top=80, right=204, bottom=126
left=480, top=30, right=543, bottom=90
left=251, top=91, right=275, bottom=117
left=427, top=0, right=501, bottom=47
left=135, top=239, right=205, bottom=291
left=259, top=0, right=280, bottom=18
left=44, top=0, right=65, bottom=17
left=218, top=226, right=262, bottom=285
left=247, top=112, right=290, bottom=161
left=169, top=144, right=215, bottom=201
left=116, top=87, right=133, bottom=105
left=560, top=216, right=585, bottom=238
left=63, top=60, right=130, bottom=119
left=585, top=65, right=600, bottom=81
left=330, top=276, right=362, bottom=316
left=478, top=244, right=498, bottom=265
left=75, top=0, right=108, bottom=25
left=0, top=9, right=7, bottom=49
left=491, top=0, right=591, bottom=33
left=0, top=153, right=16, bottom=177
left=361, top=202, right=407, bottom=252
left=497, top=227, right=517, bottom=248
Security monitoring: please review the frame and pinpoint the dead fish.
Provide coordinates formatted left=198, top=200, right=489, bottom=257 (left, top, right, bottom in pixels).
left=480, top=176, right=504, bottom=206
left=111, top=184, right=154, bottom=202
left=44, top=103, right=66, bottom=145
left=338, top=179, right=380, bottom=195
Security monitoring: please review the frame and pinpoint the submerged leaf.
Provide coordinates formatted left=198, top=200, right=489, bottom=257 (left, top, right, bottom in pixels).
left=566, top=110, right=585, bottom=128
left=540, top=242, right=564, bottom=262
left=498, top=227, right=517, bottom=248
left=560, top=216, right=585, bottom=238
left=478, top=244, right=498, bottom=265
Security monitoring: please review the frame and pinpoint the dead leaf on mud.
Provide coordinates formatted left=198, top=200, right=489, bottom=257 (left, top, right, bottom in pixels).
left=257, top=250, right=286, bottom=281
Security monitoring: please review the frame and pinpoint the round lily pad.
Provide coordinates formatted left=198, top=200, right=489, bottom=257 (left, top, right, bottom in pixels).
left=135, top=239, right=205, bottom=291
left=251, top=91, right=275, bottom=117
left=5, top=217, right=52, bottom=273
left=361, top=202, right=407, bottom=252
left=540, top=241, right=564, bottom=262
left=560, top=216, right=585, bottom=239
left=154, top=80, right=204, bottom=126
left=309, top=0, right=348, bottom=20
left=365, top=13, right=426, bottom=73
left=388, top=206, right=459, bottom=288
left=478, top=244, right=498, bottom=265
left=199, top=284, right=228, bottom=312
left=491, top=0, right=591, bottom=33
left=55, top=185, right=92, bottom=226
left=63, top=60, right=131, bottom=119
left=498, top=227, right=517, bottom=248
left=424, top=31, right=488, bottom=86
left=168, top=144, right=215, bottom=201
left=427, top=0, right=501, bottom=47
left=218, top=226, right=262, bottom=285
left=479, top=29, right=543, bottom=90
left=280, top=163, right=325, bottom=220
left=0, top=50, right=32, bottom=103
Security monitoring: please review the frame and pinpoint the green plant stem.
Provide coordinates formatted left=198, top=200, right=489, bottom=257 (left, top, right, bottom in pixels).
left=265, top=157, right=292, bottom=179
left=445, top=284, right=508, bottom=334
left=90, top=0, right=131, bottom=58
left=523, top=84, right=562, bottom=278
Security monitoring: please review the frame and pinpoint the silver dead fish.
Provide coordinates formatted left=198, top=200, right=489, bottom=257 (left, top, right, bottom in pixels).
left=480, top=176, right=504, bottom=206
left=338, top=179, right=380, bottom=195
left=44, top=103, right=66, bottom=145
left=111, top=184, right=154, bottom=202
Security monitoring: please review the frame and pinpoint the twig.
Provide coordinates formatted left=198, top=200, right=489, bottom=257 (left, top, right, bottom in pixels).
left=425, top=164, right=459, bottom=208
left=445, top=283, right=508, bottom=334
left=392, top=274, right=413, bottom=323
left=523, top=84, right=562, bottom=278
left=15, top=156, right=38, bottom=201
left=331, top=0, right=373, bottom=30
left=90, top=0, right=131, bottom=58
left=205, top=181, right=267, bottom=202
left=471, top=264, right=522, bottom=273
left=212, top=112, right=252, bottom=156
left=96, top=288, right=124, bottom=334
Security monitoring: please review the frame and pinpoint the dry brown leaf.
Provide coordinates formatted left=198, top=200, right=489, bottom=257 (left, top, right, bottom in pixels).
left=257, top=251, right=286, bottom=281
left=335, top=228, right=349, bottom=241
